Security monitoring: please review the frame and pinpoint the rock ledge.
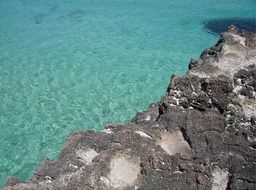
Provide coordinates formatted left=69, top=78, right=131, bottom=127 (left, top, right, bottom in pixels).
left=4, top=28, right=256, bottom=190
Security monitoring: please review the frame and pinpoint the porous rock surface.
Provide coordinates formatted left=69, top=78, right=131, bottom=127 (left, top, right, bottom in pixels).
left=4, top=27, right=256, bottom=190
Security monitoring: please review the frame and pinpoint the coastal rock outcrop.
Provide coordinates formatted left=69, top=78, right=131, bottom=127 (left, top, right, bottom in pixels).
left=4, top=28, right=256, bottom=190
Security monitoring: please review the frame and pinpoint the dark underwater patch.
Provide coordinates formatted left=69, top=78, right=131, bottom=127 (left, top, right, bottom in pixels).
left=67, top=9, right=86, bottom=22
left=204, top=18, right=256, bottom=35
left=48, top=5, right=58, bottom=13
left=33, top=14, right=46, bottom=24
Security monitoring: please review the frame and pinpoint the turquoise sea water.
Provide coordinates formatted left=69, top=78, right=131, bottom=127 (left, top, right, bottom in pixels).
left=0, top=0, right=255, bottom=186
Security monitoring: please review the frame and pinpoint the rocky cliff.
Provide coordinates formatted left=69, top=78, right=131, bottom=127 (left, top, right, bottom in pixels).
left=4, top=27, right=256, bottom=190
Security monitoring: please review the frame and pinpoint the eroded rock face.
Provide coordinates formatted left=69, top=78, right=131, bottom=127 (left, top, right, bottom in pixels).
left=211, top=166, right=230, bottom=190
left=3, top=28, right=256, bottom=190
left=75, top=148, right=99, bottom=164
left=107, top=155, right=140, bottom=189
left=157, top=131, right=192, bottom=159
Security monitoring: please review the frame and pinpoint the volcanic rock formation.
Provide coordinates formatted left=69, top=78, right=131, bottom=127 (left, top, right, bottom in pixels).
left=4, top=27, right=256, bottom=190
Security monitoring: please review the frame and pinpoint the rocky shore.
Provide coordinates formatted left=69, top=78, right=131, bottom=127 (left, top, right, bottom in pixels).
left=4, top=27, right=256, bottom=190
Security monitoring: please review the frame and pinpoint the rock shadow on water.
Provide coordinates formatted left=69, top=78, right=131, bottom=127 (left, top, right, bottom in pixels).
left=203, top=18, right=256, bottom=35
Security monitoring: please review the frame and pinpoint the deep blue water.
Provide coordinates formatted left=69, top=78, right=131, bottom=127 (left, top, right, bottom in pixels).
left=0, top=0, right=255, bottom=186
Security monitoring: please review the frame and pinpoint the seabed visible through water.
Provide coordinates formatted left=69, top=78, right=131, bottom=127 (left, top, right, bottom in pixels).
left=0, top=0, right=255, bottom=186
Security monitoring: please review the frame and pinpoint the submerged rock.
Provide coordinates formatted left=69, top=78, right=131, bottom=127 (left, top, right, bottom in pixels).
left=203, top=18, right=256, bottom=35
left=3, top=28, right=256, bottom=190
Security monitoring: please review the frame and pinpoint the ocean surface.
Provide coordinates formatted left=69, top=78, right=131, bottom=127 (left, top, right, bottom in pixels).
left=0, top=0, right=255, bottom=186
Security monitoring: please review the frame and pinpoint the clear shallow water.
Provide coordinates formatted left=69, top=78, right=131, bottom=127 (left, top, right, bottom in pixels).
left=0, top=0, right=255, bottom=186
